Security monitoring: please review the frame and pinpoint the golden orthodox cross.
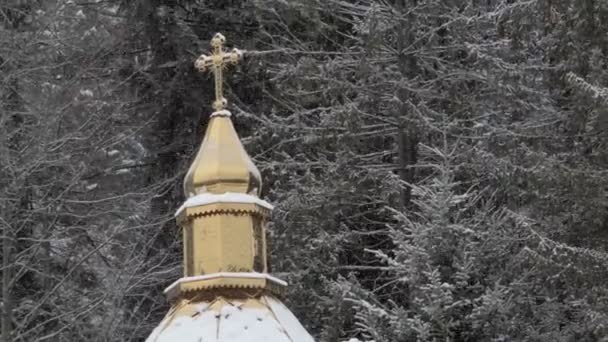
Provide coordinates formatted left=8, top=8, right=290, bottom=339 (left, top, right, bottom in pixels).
left=194, top=33, right=243, bottom=111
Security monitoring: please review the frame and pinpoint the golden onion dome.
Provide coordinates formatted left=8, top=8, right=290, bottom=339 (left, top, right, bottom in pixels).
left=183, top=110, right=262, bottom=197
left=147, top=33, right=315, bottom=342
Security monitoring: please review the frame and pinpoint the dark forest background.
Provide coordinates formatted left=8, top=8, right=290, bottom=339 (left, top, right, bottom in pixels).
left=1, top=0, right=608, bottom=341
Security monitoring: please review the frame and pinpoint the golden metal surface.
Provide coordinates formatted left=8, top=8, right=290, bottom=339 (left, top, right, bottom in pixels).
left=148, top=33, right=309, bottom=342
left=176, top=202, right=271, bottom=225
left=183, top=114, right=262, bottom=197
left=180, top=201, right=269, bottom=277
left=176, top=32, right=273, bottom=295
left=194, top=33, right=243, bottom=111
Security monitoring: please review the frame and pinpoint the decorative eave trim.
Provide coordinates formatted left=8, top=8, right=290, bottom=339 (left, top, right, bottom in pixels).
left=166, top=272, right=288, bottom=291
left=164, top=272, right=288, bottom=301
left=185, top=206, right=271, bottom=220
left=175, top=193, right=274, bottom=218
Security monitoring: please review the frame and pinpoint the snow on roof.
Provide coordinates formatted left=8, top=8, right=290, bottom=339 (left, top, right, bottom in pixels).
left=146, top=295, right=315, bottom=342
left=164, top=272, right=288, bottom=294
left=210, top=109, right=232, bottom=117
left=175, top=192, right=274, bottom=217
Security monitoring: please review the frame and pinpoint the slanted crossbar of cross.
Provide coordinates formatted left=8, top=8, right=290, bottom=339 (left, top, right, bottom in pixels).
left=194, top=33, right=243, bottom=111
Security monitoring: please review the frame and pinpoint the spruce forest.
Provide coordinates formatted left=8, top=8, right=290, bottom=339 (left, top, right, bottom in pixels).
left=1, top=0, right=608, bottom=341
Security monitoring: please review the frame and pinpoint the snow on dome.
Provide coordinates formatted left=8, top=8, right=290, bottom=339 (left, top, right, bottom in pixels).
left=175, top=192, right=274, bottom=217
left=210, top=109, right=232, bottom=117
left=164, top=272, right=287, bottom=295
left=146, top=295, right=315, bottom=342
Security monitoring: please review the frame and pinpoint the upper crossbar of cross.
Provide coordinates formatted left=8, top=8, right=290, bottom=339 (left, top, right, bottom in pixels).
left=194, top=33, right=243, bottom=111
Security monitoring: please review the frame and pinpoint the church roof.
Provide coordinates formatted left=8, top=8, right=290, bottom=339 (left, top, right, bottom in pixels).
left=145, top=32, right=315, bottom=342
left=146, top=295, right=314, bottom=342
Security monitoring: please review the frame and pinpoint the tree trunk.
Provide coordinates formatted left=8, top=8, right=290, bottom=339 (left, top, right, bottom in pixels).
left=2, top=226, right=12, bottom=342
left=395, top=0, right=418, bottom=209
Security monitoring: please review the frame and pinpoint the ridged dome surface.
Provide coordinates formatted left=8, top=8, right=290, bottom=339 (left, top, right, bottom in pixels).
left=146, top=295, right=314, bottom=342
left=183, top=111, right=261, bottom=197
